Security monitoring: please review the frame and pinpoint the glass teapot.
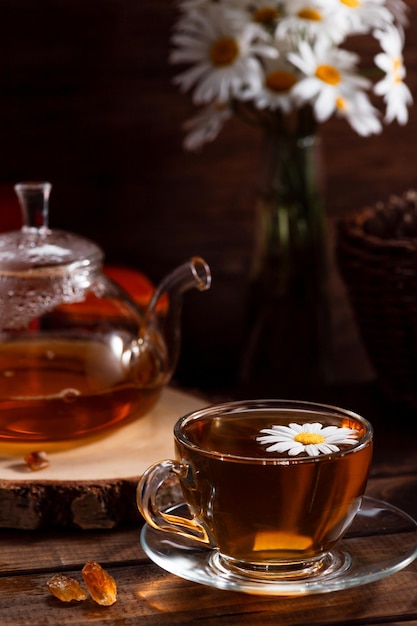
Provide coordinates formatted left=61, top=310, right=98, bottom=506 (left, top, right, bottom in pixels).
left=0, top=182, right=211, bottom=444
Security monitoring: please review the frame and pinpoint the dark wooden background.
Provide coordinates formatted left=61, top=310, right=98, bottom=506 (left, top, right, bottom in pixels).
left=0, top=0, right=416, bottom=395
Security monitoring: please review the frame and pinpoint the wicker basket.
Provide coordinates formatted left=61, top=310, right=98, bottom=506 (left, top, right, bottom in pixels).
left=336, top=189, right=417, bottom=411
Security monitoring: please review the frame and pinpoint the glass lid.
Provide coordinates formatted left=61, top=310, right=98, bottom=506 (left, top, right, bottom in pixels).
left=0, top=182, right=103, bottom=273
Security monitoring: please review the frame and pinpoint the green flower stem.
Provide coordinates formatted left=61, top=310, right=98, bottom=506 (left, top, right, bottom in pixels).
left=240, top=129, right=332, bottom=397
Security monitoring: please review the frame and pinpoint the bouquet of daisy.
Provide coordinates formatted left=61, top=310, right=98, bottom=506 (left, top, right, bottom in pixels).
left=169, top=0, right=413, bottom=151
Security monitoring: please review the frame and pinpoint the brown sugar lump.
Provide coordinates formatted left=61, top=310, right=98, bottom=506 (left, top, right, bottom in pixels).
left=81, top=561, right=117, bottom=606
left=46, top=573, right=87, bottom=602
left=24, top=450, right=49, bottom=471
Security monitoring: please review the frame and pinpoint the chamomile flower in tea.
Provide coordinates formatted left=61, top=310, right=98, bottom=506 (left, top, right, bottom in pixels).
left=257, top=422, right=359, bottom=457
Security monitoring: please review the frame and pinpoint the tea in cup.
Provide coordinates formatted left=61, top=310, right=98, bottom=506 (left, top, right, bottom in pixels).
left=137, top=399, right=373, bottom=582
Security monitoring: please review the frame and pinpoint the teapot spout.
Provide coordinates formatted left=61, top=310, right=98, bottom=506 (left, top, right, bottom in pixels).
left=144, top=256, right=211, bottom=322
left=139, top=257, right=211, bottom=387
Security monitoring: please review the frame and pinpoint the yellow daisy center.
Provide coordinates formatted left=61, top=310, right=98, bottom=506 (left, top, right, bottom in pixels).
left=266, top=70, right=297, bottom=93
left=393, top=57, right=403, bottom=81
left=340, top=0, right=360, bottom=7
left=253, top=7, right=280, bottom=24
left=393, top=58, right=402, bottom=72
left=315, top=64, right=341, bottom=85
left=336, top=96, right=347, bottom=111
left=294, top=432, right=326, bottom=445
left=297, top=7, right=322, bottom=21
left=210, top=37, right=239, bottom=67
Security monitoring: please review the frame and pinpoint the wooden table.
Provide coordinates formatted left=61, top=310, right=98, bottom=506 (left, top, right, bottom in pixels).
left=1, top=385, right=416, bottom=626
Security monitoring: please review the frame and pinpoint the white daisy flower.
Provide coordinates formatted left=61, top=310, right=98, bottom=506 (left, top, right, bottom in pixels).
left=276, top=0, right=347, bottom=45
left=335, top=91, right=382, bottom=136
left=373, top=25, right=413, bottom=125
left=257, top=422, right=359, bottom=457
left=382, top=80, right=413, bottom=125
left=324, top=0, right=394, bottom=34
left=182, top=103, right=233, bottom=150
left=374, top=25, right=406, bottom=78
left=289, top=39, right=371, bottom=122
left=170, top=4, right=277, bottom=105
left=253, top=49, right=299, bottom=113
left=247, top=0, right=281, bottom=29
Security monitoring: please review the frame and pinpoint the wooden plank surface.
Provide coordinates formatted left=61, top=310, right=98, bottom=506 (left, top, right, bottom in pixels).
left=1, top=461, right=416, bottom=625
left=0, top=540, right=416, bottom=625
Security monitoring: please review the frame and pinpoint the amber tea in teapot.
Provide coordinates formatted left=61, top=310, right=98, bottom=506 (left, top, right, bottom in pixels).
left=0, top=333, right=161, bottom=442
left=0, top=182, right=211, bottom=444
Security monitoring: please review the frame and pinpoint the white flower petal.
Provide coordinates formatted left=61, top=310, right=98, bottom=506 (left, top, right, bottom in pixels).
left=304, top=444, right=320, bottom=457
left=317, top=443, right=340, bottom=455
left=288, top=423, right=304, bottom=433
left=259, top=425, right=297, bottom=437
left=266, top=441, right=301, bottom=453
left=288, top=444, right=306, bottom=456
left=304, top=422, right=323, bottom=433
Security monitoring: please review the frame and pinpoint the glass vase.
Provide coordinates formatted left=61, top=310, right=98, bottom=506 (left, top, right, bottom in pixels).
left=239, top=131, right=333, bottom=397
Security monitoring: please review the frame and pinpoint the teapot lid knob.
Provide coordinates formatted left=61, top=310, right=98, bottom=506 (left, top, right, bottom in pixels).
left=14, top=181, right=51, bottom=230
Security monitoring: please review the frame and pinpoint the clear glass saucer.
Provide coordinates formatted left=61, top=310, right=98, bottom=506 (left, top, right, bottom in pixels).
left=140, top=496, right=417, bottom=596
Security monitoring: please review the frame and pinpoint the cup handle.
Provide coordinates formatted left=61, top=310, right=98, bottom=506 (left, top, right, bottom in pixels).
left=137, top=459, right=213, bottom=545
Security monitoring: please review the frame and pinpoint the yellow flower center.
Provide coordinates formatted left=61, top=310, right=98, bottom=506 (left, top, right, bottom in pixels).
left=294, top=432, right=326, bottom=445
left=266, top=70, right=297, bottom=93
left=297, top=7, right=322, bottom=21
left=253, top=7, right=280, bottom=24
left=393, top=58, right=402, bottom=72
left=393, top=57, right=403, bottom=81
left=210, top=37, right=239, bottom=67
left=340, top=0, right=360, bottom=8
left=336, top=96, right=347, bottom=111
left=315, top=64, right=341, bottom=85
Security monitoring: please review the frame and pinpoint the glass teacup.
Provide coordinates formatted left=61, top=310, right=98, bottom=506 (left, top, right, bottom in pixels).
left=137, top=399, right=373, bottom=581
